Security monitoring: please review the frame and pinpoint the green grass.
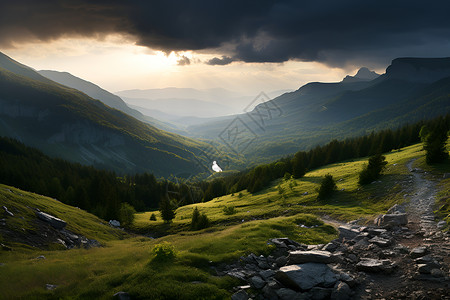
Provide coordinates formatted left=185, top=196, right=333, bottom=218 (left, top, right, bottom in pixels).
left=1, top=142, right=449, bottom=299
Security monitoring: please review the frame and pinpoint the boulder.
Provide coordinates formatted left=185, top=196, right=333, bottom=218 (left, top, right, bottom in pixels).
left=417, top=262, right=441, bottom=274
left=288, top=250, right=336, bottom=264
left=410, top=246, right=427, bottom=258
left=309, top=287, right=333, bottom=300
left=356, top=258, right=394, bottom=273
left=331, top=282, right=351, bottom=300
left=45, top=284, right=57, bottom=290
left=376, top=213, right=407, bottom=228
left=386, top=204, right=406, bottom=214
left=275, top=263, right=338, bottom=291
left=275, top=255, right=288, bottom=267
left=109, top=220, right=121, bottom=227
left=250, top=275, right=265, bottom=289
left=276, top=288, right=298, bottom=300
left=231, top=290, right=249, bottom=300
left=36, top=212, right=66, bottom=229
left=368, top=236, right=391, bottom=247
left=338, top=226, right=360, bottom=241
left=259, top=269, right=276, bottom=280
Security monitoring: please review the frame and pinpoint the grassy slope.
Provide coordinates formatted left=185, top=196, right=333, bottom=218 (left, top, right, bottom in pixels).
left=1, top=142, right=449, bottom=299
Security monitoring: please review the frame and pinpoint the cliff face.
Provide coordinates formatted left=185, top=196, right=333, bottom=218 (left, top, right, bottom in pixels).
left=385, top=57, right=450, bottom=83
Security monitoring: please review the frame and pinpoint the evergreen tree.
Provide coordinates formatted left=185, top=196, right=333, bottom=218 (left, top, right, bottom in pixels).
left=191, top=207, right=210, bottom=230
left=317, top=174, right=337, bottom=199
left=292, top=152, right=306, bottom=178
left=118, top=202, right=136, bottom=226
left=420, top=124, right=449, bottom=164
left=358, top=153, right=388, bottom=185
left=159, top=197, right=176, bottom=223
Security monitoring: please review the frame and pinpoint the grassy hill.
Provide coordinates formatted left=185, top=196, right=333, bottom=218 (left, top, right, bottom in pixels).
left=0, top=52, right=230, bottom=176
left=2, top=142, right=448, bottom=299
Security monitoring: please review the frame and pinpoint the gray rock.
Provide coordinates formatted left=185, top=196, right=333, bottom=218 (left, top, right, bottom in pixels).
left=227, top=270, right=247, bottom=281
left=309, top=287, right=332, bottom=300
left=356, top=258, right=394, bottom=273
left=368, top=236, right=391, bottom=247
left=338, top=226, right=359, bottom=241
left=262, top=284, right=279, bottom=300
left=36, top=212, right=66, bottom=229
left=36, top=255, right=46, bottom=259
left=109, top=220, right=121, bottom=227
left=260, top=269, right=276, bottom=280
left=443, top=173, right=450, bottom=179
left=376, top=213, right=407, bottom=228
left=410, top=246, right=427, bottom=258
left=331, top=282, right=351, bottom=300
left=322, top=242, right=339, bottom=252
left=250, top=275, right=266, bottom=289
left=45, top=284, right=57, bottom=290
left=288, top=250, right=336, bottom=264
left=276, top=288, right=298, bottom=300
left=231, top=290, right=249, bottom=300
left=113, top=291, right=131, bottom=300
left=417, top=262, right=441, bottom=274
left=366, top=228, right=387, bottom=237
left=437, top=220, right=447, bottom=229
left=431, top=269, right=444, bottom=277
left=276, top=256, right=288, bottom=267
left=275, top=263, right=338, bottom=291
left=338, top=272, right=356, bottom=287
left=2, top=206, right=14, bottom=217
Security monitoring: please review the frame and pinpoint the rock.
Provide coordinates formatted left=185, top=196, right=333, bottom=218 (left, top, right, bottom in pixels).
left=417, top=262, right=441, bottom=274
left=262, top=284, right=279, bottom=300
left=356, top=258, right=394, bottom=273
left=226, top=270, right=247, bottom=281
left=393, top=244, right=409, bottom=254
left=2, top=206, right=14, bottom=217
left=288, top=250, right=336, bottom=264
left=338, top=272, right=356, bottom=287
left=414, top=256, right=433, bottom=264
left=1, top=243, right=12, bottom=251
left=109, top=220, right=121, bottom=227
left=309, top=287, right=332, bottom=300
left=338, top=226, right=360, bottom=241
left=113, top=291, right=131, bottom=300
left=45, top=284, right=57, bottom=290
left=331, top=282, right=351, bottom=300
left=275, top=256, right=288, bottom=267
left=368, top=236, right=391, bottom=247
left=386, top=204, right=406, bottom=214
left=376, top=213, right=407, bottom=228
left=231, top=290, right=249, bottom=300
left=410, top=246, right=427, bottom=258
left=36, top=255, right=46, bottom=259
left=36, top=212, right=66, bottom=229
left=322, top=242, right=339, bottom=252
left=250, top=275, right=266, bottom=289
left=437, top=220, right=447, bottom=229
left=431, top=269, right=444, bottom=277
left=276, top=288, right=298, bottom=300
left=443, top=173, right=450, bottom=179
left=275, top=263, right=338, bottom=291
left=260, top=269, right=276, bottom=280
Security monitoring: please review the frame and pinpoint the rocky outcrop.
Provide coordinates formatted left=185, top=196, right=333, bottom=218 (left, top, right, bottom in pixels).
left=36, top=211, right=67, bottom=229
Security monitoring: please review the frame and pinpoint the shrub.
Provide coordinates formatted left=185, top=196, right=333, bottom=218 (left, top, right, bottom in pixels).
left=283, top=172, right=291, bottom=181
left=317, top=174, right=337, bottom=199
left=191, top=207, right=210, bottom=230
left=223, top=205, right=237, bottom=215
left=118, top=202, right=136, bottom=226
left=149, top=213, right=157, bottom=221
left=358, top=153, right=388, bottom=185
left=238, top=192, right=243, bottom=198
left=152, top=242, right=176, bottom=262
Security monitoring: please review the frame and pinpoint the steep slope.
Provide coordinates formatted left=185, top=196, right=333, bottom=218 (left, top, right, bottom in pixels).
left=38, top=70, right=180, bottom=133
left=187, top=58, right=450, bottom=159
left=0, top=52, right=216, bottom=176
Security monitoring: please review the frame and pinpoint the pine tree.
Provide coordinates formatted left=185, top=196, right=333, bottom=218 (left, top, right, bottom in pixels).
left=358, top=153, right=388, bottom=185
left=420, top=124, right=449, bottom=164
left=159, top=197, right=176, bottom=223
left=317, top=174, right=337, bottom=199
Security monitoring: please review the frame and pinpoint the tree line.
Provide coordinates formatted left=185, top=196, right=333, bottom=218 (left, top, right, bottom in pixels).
left=0, top=114, right=448, bottom=223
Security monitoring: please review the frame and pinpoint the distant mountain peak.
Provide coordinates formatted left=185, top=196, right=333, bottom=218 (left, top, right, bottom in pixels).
left=342, top=67, right=380, bottom=83
left=385, top=57, right=450, bottom=83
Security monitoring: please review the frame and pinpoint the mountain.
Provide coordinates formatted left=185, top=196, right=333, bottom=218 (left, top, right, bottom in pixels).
left=0, top=52, right=226, bottom=177
left=186, top=57, right=450, bottom=160
left=37, top=70, right=180, bottom=133
left=342, top=67, right=380, bottom=83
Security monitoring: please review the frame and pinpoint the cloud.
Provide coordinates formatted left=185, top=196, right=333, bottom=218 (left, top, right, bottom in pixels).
left=1, top=1, right=450, bottom=68
left=177, top=55, right=191, bottom=66
left=206, top=56, right=234, bottom=66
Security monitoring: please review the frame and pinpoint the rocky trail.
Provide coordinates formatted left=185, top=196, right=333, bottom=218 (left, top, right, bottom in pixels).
left=223, top=159, right=450, bottom=300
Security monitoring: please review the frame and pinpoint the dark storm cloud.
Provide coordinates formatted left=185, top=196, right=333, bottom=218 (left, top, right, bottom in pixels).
left=206, top=56, right=234, bottom=66
left=2, top=0, right=450, bottom=67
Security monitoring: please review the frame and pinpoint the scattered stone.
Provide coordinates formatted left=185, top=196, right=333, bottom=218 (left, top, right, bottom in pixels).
left=113, top=291, right=131, bottom=300
left=276, top=288, right=298, bottom=300
left=36, top=212, right=66, bottom=229
left=259, top=269, right=276, bottom=280
left=275, top=263, right=338, bottom=291
left=262, top=284, right=279, bottom=300
left=331, top=281, right=351, bottom=300
left=250, top=276, right=265, bottom=289
left=226, top=270, right=247, bottom=281
left=338, top=272, right=356, bottom=287
left=2, top=206, right=14, bottom=217
left=45, top=284, right=57, bottom=290
left=109, top=220, right=121, bottom=227
left=387, top=204, right=406, bottom=214
left=338, top=226, right=359, bottom=241
left=36, top=255, right=46, bottom=260
left=417, top=262, right=441, bottom=274
left=288, top=250, right=336, bottom=264
left=275, top=255, right=288, bottom=267
left=365, top=228, right=387, bottom=237
left=376, top=213, right=408, bottom=228
left=368, top=236, right=391, bottom=247
left=322, top=242, right=338, bottom=252
left=356, top=258, right=395, bottom=273
left=437, top=220, right=447, bottom=229
left=410, top=247, right=427, bottom=258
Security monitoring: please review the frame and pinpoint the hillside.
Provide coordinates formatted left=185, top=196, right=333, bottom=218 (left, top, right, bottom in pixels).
left=186, top=58, right=450, bottom=161
left=0, top=52, right=225, bottom=176
left=1, top=142, right=448, bottom=299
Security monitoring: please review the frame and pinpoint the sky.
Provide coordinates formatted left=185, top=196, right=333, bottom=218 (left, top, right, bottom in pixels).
left=1, top=0, right=450, bottom=95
